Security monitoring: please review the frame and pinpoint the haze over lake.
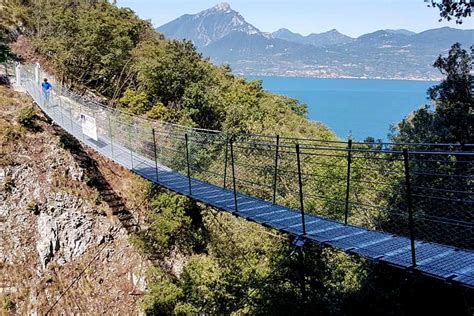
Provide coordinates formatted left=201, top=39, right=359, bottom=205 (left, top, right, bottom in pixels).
left=250, top=76, right=436, bottom=141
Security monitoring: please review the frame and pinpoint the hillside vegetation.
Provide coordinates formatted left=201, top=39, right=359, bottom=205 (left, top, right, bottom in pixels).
left=1, top=0, right=333, bottom=139
left=1, top=1, right=473, bottom=315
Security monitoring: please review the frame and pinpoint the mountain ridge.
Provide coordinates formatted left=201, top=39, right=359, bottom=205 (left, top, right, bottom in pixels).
left=157, top=3, right=474, bottom=79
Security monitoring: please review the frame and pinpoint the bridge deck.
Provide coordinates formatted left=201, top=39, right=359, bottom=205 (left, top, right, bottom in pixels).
left=27, top=84, right=474, bottom=290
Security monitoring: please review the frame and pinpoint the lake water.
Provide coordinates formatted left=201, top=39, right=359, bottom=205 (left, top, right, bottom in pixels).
left=249, top=76, right=436, bottom=141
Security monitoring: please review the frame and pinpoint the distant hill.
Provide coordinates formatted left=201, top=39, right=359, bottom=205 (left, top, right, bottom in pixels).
left=157, top=2, right=474, bottom=80
left=272, top=28, right=354, bottom=47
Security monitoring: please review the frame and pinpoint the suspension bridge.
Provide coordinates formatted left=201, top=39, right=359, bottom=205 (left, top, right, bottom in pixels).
left=15, top=64, right=474, bottom=289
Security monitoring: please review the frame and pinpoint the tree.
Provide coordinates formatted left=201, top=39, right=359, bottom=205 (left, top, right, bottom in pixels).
left=392, top=43, right=473, bottom=145
left=390, top=43, right=473, bottom=249
left=427, top=0, right=473, bottom=24
left=0, top=33, right=13, bottom=64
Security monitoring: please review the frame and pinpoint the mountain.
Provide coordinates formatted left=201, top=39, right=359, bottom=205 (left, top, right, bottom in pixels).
left=272, top=28, right=307, bottom=43
left=157, top=2, right=261, bottom=48
left=384, top=29, right=416, bottom=36
left=157, top=3, right=474, bottom=80
left=272, top=28, right=354, bottom=47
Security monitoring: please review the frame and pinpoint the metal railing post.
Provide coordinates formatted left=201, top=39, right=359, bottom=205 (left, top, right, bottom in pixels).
left=108, top=115, right=114, bottom=158
left=68, top=103, right=74, bottom=133
left=185, top=133, right=192, bottom=195
left=59, top=98, right=64, bottom=126
left=230, top=137, right=238, bottom=212
left=34, top=63, right=40, bottom=83
left=223, top=136, right=229, bottom=188
left=79, top=104, right=85, bottom=142
left=15, top=63, right=21, bottom=87
left=344, top=139, right=353, bottom=225
left=403, top=148, right=416, bottom=267
left=152, top=128, right=159, bottom=183
left=272, top=135, right=280, bottom=204
left=129, top=125, right=134, bottom=170
left=296, top=144, right=306, bottom=235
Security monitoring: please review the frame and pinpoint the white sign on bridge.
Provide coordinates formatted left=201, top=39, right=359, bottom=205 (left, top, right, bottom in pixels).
left=80, top=113, right=98, bottom=141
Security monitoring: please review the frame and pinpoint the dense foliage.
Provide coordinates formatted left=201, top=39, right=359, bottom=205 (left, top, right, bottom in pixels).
left=428, top=0, right=472, bottom=24
left=0, top=33, right=13, bottom=64
left=1, top=0, right=329, bottom=136
left=393, top=43, right=473, bottom=145
left=390, top=43, right=473, bottom=249
left=2, top=1, right=473, bottom=315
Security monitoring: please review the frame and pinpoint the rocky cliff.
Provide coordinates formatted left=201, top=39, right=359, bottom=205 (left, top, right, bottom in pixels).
left=0, top=85, right=151, bottom=314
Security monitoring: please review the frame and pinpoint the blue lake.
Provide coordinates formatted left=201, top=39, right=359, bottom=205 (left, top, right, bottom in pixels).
left=249, top=76, right=436, bottom=141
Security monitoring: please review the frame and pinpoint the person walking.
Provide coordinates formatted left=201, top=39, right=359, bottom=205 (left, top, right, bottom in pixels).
left=41, top=78, right=52, bottom=105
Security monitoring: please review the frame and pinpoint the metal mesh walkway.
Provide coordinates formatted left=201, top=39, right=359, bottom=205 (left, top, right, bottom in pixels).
left=17, top=64, right=474, bottom=289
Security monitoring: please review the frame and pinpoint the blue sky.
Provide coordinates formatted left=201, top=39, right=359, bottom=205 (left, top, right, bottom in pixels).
left=116, top=0, right=473, bottom=37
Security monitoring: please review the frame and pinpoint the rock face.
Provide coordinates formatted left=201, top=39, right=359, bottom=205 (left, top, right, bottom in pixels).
left=157, top=2, right=261, bottom=48
left=36, top=193, right=95, bottom=268
left=0, top=86, right=149, bottom=314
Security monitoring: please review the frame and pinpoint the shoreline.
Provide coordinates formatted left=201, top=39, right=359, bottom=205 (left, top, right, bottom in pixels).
left=240, top=73, right=441, bottom=82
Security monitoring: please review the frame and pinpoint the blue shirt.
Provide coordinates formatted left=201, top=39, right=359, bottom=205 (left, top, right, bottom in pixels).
left=42, top=82, right=52, bottom=91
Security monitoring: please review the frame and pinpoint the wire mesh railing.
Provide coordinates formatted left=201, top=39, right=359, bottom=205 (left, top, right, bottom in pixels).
left=18, top=64, right=474, bottom=267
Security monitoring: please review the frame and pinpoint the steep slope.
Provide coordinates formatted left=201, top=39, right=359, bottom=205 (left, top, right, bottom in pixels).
left=0, top=85, right=151, bottom=314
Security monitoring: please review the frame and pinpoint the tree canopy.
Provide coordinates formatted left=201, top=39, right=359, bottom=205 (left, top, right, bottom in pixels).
left=428, top=0, right=473, bottom=24
left=392, top=43, right=473, bottom=145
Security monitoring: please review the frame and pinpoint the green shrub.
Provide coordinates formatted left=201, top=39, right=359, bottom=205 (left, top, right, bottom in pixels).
left=26, top=201, right=40, bottom=215
left=141, top=277, right=183, bottom=315
left=2, top=297, right=15, bottom=312
left=16, top=106, right=36, bottom=127
left=131, top=190, right=197, bottom=258
left=141, top=268, right=183, bottom=315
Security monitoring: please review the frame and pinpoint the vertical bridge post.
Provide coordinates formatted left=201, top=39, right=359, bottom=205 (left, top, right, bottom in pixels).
left=403, top=148, right=416, bottom=267
left=108, top=115, right=114, bottom=158
left=296, top=144, right=306, bottom=235
left=223, top=135, right=229, bottom=189
left=272, top=135, right=280, bottom=204
left=59, top=99, right=64, bottom=125
left=344, top=139, right=353, bottom=225
left=230, top=137, right=238, bottom=212
left=185, top=133, right=192, bottom=195
left=15, top=63, right=21, bottom=88
left=68, top=103, right=74, bottom=133
left=152, top=128, right=159, bottom=183
left=35, top=63, right=40, bottom=83
left=128, top=124, right=134, bottom=170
